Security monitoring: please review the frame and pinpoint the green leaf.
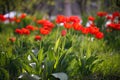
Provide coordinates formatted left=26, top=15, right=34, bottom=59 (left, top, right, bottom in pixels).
left=47, top=50, right=55, bottom=61
left=66, top=47, right=73, bottom=54
left=37, top=48, right=44, bottom=63
left=45, top=60, right=54, bottom=75
left=52, top=72, right=68, bottom=80
left=30, top=52, right=38, bottom=64
left=54, top=56, right=59, bottom=69
left=54, top=37, right=61, bottom=52
left=86, top=47, right=91, bottom=59
left=86, top=56, right=98, bottom=66
left=22, top=63, right=36, bottom=74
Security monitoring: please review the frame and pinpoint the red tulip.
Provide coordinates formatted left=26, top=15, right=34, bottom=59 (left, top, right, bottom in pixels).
left=88, top=26, right=99, bottom=35
left=35, top=35, right=41, bottom=41
left=43, top=21, right=54, bottom=28
left=95, top=32, right=104, bottom=39
left=107, top=23, right=120, bottom=30
left=106, top=15, right=113, bottom=20
left=56, top=15, right=66, bottom=23
left=0, top=14, right=6, bottom=22
left=21, top=28, right=30, bottom=35
left=9, top=37, right=16, bottom=42
left=26, top=25, right=35, bottom=31
left=61, top=30, right=67, bottom=36
left=88, top=16, right=95, bottom=21
left=81, top=27, right=89, bottom=34
left=20, top=13, right=27, bottom=19
left=73, top=23, right=83, bottom=31
left=15, top=29, right=23, bottom=35
left=112, top=11, right=120, bottom=18
left=69, top=16, right=80, bottom=23
left=37, top=19, right=48, bottom=24
left=15, top=18, right=21, bottom=23
left=97, top=12, right=107, bottom=17
left=40, top=28, right=50, bottom=35
left=64, top=23, right=72, bottom=29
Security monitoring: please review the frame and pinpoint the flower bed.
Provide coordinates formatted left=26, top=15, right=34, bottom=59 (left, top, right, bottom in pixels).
left=0, top=11, right=120, bottom=80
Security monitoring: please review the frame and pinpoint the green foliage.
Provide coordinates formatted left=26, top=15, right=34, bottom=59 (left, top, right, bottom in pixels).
left=0, top=0, right=55, bottom=15
left=0, top=68, right=9, bottom=80
left=95, top=53, right=120, bottom=76
left=95, top=16, right=106, bottom=30
left=104, top=30, right=120, bottom=52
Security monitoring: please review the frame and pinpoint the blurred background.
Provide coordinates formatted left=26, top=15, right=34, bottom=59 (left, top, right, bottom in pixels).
left=0, top=0, right=120, bottom=18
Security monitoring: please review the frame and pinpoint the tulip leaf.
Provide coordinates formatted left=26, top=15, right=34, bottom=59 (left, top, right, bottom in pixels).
left=52, top=72, right=68, bottom=80
left=54, top=37, right=61, bottom=52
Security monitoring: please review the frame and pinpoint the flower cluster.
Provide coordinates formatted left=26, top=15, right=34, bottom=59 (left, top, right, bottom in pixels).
left=15, top=28, right=30, bottom=35
left=106, top=12, right=120, bottom=30
left=14, top=19, right=55, bottom=41
left=97, top=11, right=108, bottom=17
left=0, top=13, right=27, bottom=23
left=15, top=25, right=39, bottom=36
left=56, top=15, right=104, bottom=39
left=7, top=11, right=119, bottom=42
left=96, top=11, right=120, bottom=31
left=37, top=19, right=54, bottom=35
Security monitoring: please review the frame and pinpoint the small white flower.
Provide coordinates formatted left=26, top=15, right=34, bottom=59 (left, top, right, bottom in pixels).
left=42, top=65, right=45, bottom=69
left=32, top=48, right=39, bottom=56
left=31, top=74, right=41, bottom=80
left=84, top=56, right=86, bottom=58
left=86, top=21, right=92, bottom=27
left=105, top=20, right=111, bottom=27
left=51, top=47, right=54, bottom=50
left=28, top=55, right=31, bottom=61
left=91, top=37, right=94, bottom=42
left=59, top=23, right=64, bottom=26
left=29, top=63, right=36, bottom=68
left=18, top=74, right=23, bottom=78
left=1, top=51, right=5, bottom=54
